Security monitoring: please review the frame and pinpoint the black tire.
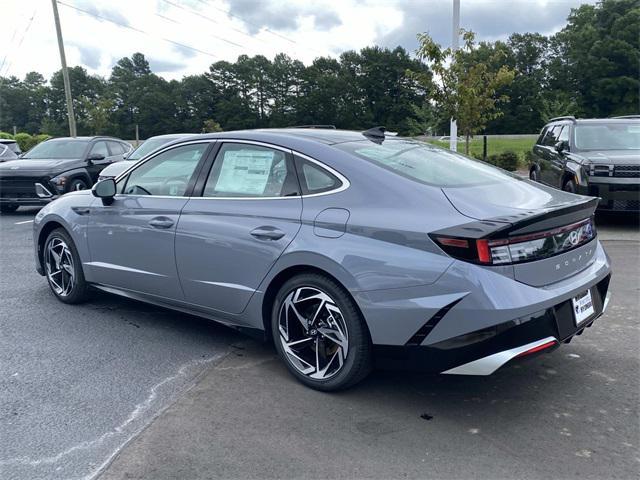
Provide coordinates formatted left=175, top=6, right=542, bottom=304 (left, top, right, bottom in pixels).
left=68, top=178, right=88, bottom=192
left=43, top=228, right=89, bottom=304
left=0, top=204, right=19, bottom=213
left=563, top=178, right=577, bottom=193
left=529, top=167, right=539, bottom=182
left=271, top=273, right=372, bottom=391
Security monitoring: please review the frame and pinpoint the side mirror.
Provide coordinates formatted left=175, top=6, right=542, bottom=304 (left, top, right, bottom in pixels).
left=86, top=153, right=105, bottom=162
left=555, top=140, right=569, bottom=153
left=92, top=178, right=116, bottom=205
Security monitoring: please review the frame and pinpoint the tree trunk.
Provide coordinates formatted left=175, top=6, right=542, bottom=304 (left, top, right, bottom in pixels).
left=465, top=132, right=470, bottom=155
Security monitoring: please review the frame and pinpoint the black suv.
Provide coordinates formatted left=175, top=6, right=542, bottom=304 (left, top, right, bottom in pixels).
left=0, top=136, right=132, bottom=212
left=529, top=116, right=640, bottom=213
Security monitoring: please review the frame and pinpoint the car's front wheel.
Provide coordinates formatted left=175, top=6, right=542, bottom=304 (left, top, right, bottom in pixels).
left=272, top=273, right=372, bottom=391
left=68, top=178, right=88, bottom=192
left=529, top=167, right=539, bottom=182
left=44, top=228, right=89, bottom=304
left=562, top=178, right=577, bottom=193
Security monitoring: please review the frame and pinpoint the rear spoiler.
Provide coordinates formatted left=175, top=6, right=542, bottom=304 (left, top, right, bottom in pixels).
left=432, top=196, right=599, bottom=240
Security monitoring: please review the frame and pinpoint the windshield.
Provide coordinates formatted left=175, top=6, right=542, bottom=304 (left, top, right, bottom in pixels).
left=574, top=122, right=640, bottom=151
left=129, top=137, right=179, bottom=160
left=23, top=139, right=89, bottom=159
left=335, top=139, right=517, bottom=187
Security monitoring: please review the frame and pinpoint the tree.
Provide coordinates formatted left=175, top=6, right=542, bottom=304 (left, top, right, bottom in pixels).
left=549, top=0, right=639, bottom=117
left=412, top=30, right=515, bottom=153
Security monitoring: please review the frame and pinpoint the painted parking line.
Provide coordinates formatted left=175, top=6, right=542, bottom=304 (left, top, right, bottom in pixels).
left=15, top=220, right=34, bottom=225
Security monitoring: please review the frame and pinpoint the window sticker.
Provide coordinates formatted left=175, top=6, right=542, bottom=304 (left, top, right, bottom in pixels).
left=215, top=149, right=275, bottom=195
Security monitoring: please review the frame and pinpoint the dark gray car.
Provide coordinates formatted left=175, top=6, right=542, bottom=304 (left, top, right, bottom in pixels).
left=529, top=116, right=640, bottom=212
left=33, top=128, right=612, bottom=390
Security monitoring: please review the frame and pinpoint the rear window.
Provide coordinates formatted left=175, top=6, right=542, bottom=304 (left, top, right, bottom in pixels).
left=335, top=140, right=517, bottom=187
left=574, top=122, right=640, bottom=151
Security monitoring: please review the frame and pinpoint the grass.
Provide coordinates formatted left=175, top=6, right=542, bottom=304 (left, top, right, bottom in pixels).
left=426, top=137, right=536, bottom=167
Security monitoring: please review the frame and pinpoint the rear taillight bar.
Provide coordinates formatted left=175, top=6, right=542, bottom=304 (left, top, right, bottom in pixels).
left=432, top=217, right=596, bottom=266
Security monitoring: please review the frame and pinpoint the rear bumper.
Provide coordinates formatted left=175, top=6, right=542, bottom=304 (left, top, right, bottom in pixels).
left=581, top=177, right=640, bottom=212
left=373, top=274, right=611, bottom=374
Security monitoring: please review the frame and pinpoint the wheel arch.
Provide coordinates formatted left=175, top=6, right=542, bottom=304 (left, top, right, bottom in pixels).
left=260, top=263, right=368, bottom=343
left=36, top=220, right=66, bottom=272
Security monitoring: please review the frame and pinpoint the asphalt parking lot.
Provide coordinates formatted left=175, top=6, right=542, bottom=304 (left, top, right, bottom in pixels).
left=0, top=208, right=638, bottom=480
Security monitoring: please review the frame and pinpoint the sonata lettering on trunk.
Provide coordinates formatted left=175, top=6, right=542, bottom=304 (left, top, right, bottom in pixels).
left=555, top=247, right=594, bottom=271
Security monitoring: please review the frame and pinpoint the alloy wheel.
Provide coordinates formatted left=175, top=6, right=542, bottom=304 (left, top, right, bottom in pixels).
left=45, top=237, right=75, bottom=297
left=278, top=286, right=349, bottom=380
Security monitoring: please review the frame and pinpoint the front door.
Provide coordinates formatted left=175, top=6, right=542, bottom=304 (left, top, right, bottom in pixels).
left=175, top=141, right=302, bottom=314
left=86, top=142, right=211, bottom=300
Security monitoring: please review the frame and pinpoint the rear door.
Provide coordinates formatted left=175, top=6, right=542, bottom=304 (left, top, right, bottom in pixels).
left=175, top=141, right=302, bottom=314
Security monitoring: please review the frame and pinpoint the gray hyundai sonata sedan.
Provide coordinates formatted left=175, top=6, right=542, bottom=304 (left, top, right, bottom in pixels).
left=34, top=128, right=612, bottom=390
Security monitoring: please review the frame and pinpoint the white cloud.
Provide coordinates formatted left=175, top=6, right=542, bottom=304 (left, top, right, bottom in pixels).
left=0, top=0, right=595, bottom=82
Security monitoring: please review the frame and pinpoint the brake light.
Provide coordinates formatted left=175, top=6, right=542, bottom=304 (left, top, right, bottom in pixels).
left=432, top=218, right=595, bottom=266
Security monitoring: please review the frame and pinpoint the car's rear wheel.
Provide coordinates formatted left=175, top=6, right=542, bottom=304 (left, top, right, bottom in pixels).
left=0, top=204, right=19, bottom=213
left=44, top=228, right=89, bottom=304
left=562, top=178, right=577, bottom=193
left=272, top=273, right=372, bottom=391
left=68, top=178, right=88, bottom=192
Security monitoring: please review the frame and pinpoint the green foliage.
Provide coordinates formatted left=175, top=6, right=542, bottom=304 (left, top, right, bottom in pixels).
left=14, top=133, right=34, bottom=151
left=490, top=151, right=520, bottom=171
left=12, top=132, right=50, bottom=151
left=412, top=30, right=515, bottom=154
left=0, top=132, right=13, bottom=139
left=202, top=119, right=223, bottom=132
left=428, top=136, right=535, bottom=164
left=0, top=1, right=635, bottom=138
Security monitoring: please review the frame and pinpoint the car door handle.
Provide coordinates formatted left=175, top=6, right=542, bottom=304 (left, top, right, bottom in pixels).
left=250, top=226, right=285, bottom=240
left=148, top=217, right=174, bottom=229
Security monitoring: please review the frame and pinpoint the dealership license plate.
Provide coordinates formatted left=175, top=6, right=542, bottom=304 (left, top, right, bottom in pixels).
left=572, top=289, right=595, bottom=326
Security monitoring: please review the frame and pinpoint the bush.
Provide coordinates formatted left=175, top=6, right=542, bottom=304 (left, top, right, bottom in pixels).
left=487, top=151, right=520, bottom=171
left=14, top=133, right=34, bottom=152
left=0, top=132, right=13, bottom=139
left=12, top=132, right=50, bottom=152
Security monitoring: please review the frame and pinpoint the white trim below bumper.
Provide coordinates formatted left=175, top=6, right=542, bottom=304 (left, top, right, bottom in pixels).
left=442, top=336, right=558, bottom=376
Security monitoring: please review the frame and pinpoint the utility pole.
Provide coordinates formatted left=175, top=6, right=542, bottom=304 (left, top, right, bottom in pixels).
left=51, top=0, right=77, bottom=137
left=449, top=0, right=460, bottom=152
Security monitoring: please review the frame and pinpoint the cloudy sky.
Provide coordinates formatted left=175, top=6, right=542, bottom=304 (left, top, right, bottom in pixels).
left=1, top=0, right=595, bottom=81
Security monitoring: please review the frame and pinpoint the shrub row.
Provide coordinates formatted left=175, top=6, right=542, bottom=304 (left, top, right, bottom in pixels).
left=0, top=132, right=51, bottom=152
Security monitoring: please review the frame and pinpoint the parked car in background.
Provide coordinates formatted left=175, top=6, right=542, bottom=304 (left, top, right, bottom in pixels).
left=98, top=133, right=197, bottom=181
left=0, top=136, right=133, bottom=213
left=0, top=143, right=18, bottom=162
left=529, top=116, right=640, bottom=213
left=34, top=128, right=611, bottom=391
left=0, top=138, right=22, bottom=156
left=438, top=135, right=465, bottom=142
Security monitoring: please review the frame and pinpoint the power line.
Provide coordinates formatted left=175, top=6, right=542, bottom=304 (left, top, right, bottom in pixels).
left=192, top=0, right=326, bottom=57
left=1, top=7, right=39, bottom=77
left=159, top=0, right=247, bottom=50
left=56, top=1, right=220, bottom=60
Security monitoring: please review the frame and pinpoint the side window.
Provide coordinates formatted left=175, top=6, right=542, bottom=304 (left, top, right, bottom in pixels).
left=557, top=126, right=570, bottom=143
left=536, top=127, right=548, bottom=145
left=543, top=126, right=560, bottom=146
left=108, top=141, right=124, bottom=155
left=89, top=141, right=109, bottom=157
left=122, top=143, right=207, bottom=197
left=294, top=156, right=342, bottom=195
left=203, top=143, right=298, bottom=198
